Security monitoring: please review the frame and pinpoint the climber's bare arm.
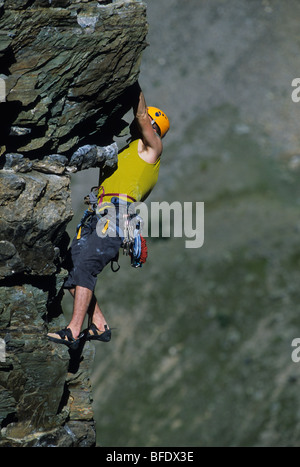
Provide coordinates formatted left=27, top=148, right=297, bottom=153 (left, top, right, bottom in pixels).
left=133, top=85, right=163, bottom=164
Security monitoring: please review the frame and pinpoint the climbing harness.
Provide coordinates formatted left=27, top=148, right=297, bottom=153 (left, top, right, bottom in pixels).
left=76, top=186, right=148, bottom=270
left=97, top=185, right=136, bottom=207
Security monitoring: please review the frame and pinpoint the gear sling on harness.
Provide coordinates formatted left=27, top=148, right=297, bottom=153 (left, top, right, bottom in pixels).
left=77, top=186, right=148, bottom=269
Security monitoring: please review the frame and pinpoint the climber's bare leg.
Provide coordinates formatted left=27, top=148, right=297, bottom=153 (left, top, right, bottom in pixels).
left=67, top=286, right=92, bottom=339
left=68, top=287, right=108, bottom=337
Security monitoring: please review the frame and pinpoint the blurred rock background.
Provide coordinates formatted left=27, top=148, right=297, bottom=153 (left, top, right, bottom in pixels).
left=64, top=0, right=300, bottom=447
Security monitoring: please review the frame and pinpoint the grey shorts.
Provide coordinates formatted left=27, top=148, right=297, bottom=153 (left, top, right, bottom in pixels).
left=64, top=215, right=122, bottom=292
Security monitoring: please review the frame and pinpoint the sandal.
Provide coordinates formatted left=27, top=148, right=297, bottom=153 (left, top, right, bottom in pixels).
left=47, top=328, right=84, bottom=350
left=86, top=323, right=111, bottom=342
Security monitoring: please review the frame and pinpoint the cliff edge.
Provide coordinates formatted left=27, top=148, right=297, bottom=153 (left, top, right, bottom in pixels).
left=0, top=0, right=147, bottom=447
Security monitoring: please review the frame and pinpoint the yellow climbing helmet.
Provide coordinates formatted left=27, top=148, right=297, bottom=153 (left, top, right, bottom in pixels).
left=148, top=106, right=170, bottom=138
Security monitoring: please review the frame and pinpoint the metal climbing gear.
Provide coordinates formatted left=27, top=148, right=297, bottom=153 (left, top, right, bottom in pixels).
left=76, top=186, right=148, bottom=268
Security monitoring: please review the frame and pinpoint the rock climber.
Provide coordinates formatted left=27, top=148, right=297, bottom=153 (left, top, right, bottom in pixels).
left=47, top=83, right=170, bottom=349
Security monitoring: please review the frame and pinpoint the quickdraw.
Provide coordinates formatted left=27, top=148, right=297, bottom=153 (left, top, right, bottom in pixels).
left=122, top=212, right=148, bottom=268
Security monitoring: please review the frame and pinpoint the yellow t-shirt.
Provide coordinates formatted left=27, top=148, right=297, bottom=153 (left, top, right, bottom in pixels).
left=99, top=139, right=160, bottom=203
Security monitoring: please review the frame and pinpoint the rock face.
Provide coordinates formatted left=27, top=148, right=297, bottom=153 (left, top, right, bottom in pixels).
left=0, top=0, right=147, bottom=157
left=0, top=0, right=147, bottom=447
